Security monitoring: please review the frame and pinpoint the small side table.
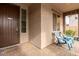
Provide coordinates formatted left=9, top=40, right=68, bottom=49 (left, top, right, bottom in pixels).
left=74, top=36, right=79, bottom=41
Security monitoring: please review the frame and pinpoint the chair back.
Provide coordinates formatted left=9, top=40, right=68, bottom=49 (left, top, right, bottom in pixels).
left=54, top=31, right=65, bottom=43
left=54, top=31, right=61, bottom=38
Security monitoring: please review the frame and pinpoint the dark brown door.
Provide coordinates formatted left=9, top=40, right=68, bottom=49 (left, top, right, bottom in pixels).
left=0, top=4, right=20, bottom=48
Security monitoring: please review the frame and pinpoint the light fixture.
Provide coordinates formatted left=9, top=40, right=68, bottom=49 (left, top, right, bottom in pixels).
left=75, top=14, right=78, bottom=19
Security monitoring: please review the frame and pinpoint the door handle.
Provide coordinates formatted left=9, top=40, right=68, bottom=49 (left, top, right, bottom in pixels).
left=16, top=28, right=18, bottom=33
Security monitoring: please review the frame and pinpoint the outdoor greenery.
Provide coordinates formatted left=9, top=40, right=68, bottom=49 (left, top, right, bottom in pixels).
left=65, top=29, right=76, bottom=36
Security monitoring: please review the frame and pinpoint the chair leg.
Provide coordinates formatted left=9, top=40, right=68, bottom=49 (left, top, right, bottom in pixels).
left=69, top=43, right=73, bottom=48
left=56, top=40, right=60, bottom=45
left=56, top=43, right=63, bottom=47
left=56, top=42, right=60, bottom=45
left=68, top=44, right=72, bottom=50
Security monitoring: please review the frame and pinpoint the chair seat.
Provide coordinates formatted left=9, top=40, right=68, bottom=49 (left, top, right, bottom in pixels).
left=64, top=36, right=74, bottom=44
left=57, top=37, right=66, bottom=43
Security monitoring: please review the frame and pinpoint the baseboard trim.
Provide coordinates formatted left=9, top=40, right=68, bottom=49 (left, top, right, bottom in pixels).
left=0, top=44, right=20, bottom=50
left=0, top=41, right=30, bottom=50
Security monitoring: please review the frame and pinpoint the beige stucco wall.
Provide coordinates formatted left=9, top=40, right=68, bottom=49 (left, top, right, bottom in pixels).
left=28, top=3, right=63, bottom=49
left=26, top=3, right=63, bottom=49
left=41, top=4, right=53, bottom=49
left=29, top=3, right=54, bottom=49
left=28, top=4, right=41, bottom=48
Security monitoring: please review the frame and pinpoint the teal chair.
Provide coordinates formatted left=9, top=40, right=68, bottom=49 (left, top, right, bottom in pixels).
left=54, top=31, right=74, bottom=50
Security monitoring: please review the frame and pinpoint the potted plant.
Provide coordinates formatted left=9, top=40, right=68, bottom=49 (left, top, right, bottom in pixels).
left=65, top=29, right=76, bottom=37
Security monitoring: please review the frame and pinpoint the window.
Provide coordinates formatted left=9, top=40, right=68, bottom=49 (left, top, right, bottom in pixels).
left=53, top=13, right=60, bottom=31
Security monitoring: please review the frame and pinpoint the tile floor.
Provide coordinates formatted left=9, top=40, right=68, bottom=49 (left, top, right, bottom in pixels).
left=0, top=41, right=79, bottom=56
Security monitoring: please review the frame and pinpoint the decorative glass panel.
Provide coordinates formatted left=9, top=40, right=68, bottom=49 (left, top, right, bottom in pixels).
left=21, top=9, right=26, bottom=33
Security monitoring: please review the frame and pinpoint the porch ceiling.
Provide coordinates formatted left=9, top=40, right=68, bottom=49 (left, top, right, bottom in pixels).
left=15, top=3, right=32, bottom=8
left=49, top=3, right=79, bottom=13
left=15, top=3, right=79, bottom=13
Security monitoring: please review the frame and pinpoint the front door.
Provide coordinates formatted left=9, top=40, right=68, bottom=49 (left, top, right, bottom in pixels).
left=0, top=4, right=20, bottom=48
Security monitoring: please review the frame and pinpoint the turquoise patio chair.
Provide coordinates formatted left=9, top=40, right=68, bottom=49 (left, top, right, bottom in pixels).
left=54, top=31, right=74, bottom=50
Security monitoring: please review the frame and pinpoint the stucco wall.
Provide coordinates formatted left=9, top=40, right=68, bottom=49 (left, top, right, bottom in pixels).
left=26, top=3, right=63, bottom=49
left=28, top=4, right=41, bottom=48
left=41, top=4, right=53, bottom=49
